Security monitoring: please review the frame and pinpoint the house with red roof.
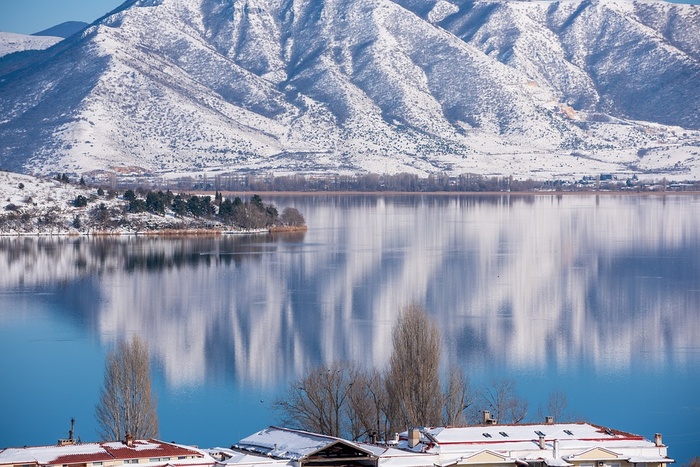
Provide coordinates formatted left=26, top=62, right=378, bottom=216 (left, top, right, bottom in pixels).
left=0, top=437, right=215, bottom=467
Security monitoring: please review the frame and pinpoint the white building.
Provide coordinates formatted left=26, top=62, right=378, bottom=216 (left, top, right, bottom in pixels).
left=395, top=421, right=673, bottom=467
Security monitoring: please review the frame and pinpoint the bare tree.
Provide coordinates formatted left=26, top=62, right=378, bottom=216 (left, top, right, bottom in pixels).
left=385, top=304, right=442, bottom=431
left=275, top=361, right=356, bottom=438
left=95, top=336, right=159, bottom=441
left=280, top=207, right=305, bottom=227
left=537, top=390, right=569, bottom=423
left=476, top=378, right=528, bottom=424
left=347, top=368, right=391, bottom=441
left=442, top=367, right=473, bottom=426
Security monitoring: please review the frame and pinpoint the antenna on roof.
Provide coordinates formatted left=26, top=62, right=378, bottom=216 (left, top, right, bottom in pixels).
left=58, top=418, right=77, bottom=446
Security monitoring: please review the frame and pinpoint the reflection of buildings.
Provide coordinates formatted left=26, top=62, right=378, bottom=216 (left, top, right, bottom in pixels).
left=213, top=423, right=673, bottom=467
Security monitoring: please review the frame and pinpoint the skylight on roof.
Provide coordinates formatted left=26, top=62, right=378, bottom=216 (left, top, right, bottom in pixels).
left=535, top=431, right=546, bottom=437
left=499, top=432, right=509, bottom=437
left=564, top=430, right=574, bottom=436
left=482, top=433, right=492, bottom=438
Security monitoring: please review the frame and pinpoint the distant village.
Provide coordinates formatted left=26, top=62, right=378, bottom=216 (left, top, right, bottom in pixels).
left=0, top=416, right=674, bottom=467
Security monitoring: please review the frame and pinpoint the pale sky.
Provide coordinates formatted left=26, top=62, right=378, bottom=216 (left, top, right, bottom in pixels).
left=0, top=0, right=699, bottom=35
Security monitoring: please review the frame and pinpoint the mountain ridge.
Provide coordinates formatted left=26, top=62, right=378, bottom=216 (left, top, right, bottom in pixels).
left=0, top=0, right=699, bottom=180
left=32, top=21, right=90, bottom=38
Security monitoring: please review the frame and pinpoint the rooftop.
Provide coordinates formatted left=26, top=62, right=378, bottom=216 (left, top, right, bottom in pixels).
left=0, top=439, right=210, bottom=467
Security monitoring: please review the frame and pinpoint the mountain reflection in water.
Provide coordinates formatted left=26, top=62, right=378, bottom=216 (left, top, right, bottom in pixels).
left=0, top=194, right=698, bottom=459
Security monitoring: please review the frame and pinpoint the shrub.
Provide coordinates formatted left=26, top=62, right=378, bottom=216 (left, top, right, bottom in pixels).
left=73, top=195, right=89, bottom=207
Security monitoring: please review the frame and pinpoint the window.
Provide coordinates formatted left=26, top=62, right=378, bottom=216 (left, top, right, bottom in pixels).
left=177, top=457, right=186, bottom=460
left=93, top=463, right=103, bottom=466
left=149, top=459, right=160, bottom=463
left=161, top=458, right=170, bottom=462
left=124, top=460, right=139, bottom=464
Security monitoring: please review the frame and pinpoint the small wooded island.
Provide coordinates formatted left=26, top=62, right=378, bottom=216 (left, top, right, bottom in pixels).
left=0, top=171, right=306, bottom=236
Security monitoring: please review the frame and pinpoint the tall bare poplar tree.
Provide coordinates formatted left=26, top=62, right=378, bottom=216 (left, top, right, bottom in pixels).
left=95, top=336, right=159, bottom=441
left=385, top=304, right=442, bottom=431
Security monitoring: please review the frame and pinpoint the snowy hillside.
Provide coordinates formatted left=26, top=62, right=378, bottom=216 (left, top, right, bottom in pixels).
left=0, top=171, right=284, bottom=235
left=0, top=32, right=61, bottom=58
left=0, top=0, right=699, bottom=180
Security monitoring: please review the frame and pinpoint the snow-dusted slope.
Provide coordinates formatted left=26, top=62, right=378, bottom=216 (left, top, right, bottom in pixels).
left=0, top=31, right=61, bottom=58
left=0, top=0, right=698, bottom=179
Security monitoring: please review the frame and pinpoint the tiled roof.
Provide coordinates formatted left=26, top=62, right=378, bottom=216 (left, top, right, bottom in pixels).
left=0, top=440, right=207, bottom=467
left=103, top=440, right=203, bottom=460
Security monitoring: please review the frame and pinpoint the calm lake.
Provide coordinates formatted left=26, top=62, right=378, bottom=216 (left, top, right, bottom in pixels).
left=0, top=194, right=698, bottom=463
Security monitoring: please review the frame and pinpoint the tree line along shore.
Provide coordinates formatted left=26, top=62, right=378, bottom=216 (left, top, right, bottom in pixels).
left=0, top=172, right=306, bottom=236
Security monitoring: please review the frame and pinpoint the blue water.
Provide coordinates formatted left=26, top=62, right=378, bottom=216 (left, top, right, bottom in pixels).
left=1, top=195, right=698, bottom=462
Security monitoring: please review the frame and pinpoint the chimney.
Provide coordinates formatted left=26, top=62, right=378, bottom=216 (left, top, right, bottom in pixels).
left=553, top=439, right=559, bottom=459
left=370, top=432, right=378, bottom=444
left=545, top=416, right=554, bottom=424
left=483, top=410, right=497, bottom=425
left=654, top=433, right=663, bottom=447
left=539, top=434, right=546, bottom=450
left=124, top=433, right=134, bottom=447
left=408, top=428, right=420, bottom=448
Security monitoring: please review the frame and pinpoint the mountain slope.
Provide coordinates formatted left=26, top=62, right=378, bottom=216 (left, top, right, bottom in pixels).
left=33, top=21, right=89, bottom=39
left=430, top=0, right=700, bottom=128
left=0, top=0, right=699, bottom=179
left=0, top=32, right=62, bottom=58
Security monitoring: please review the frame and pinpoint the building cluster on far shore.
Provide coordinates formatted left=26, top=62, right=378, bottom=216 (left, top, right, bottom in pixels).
left=0, top=416, right=674, bottom=467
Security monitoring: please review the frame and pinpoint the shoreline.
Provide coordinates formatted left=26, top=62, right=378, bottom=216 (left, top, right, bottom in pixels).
left=0, top=226, right=307, bottom=238
left=213, top=189, right=700, bottom=197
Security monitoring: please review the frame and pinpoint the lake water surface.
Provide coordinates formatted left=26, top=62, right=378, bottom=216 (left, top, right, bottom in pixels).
left=0, top=194, right=698, bottom=462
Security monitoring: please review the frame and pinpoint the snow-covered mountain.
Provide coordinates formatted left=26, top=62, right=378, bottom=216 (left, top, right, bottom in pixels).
left=0, top=0, right=698, bottom=179
left=0, top=32, right=62, bottom=58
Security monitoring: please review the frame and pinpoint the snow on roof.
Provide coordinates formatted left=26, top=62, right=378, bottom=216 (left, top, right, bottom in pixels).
left=628, top=456, right=676, bottom=464
left=0, top=443, right=105, bottom=465
left=236, top=426, right=357, bottom=461
left=0, top=440, right=209, bottom=466
left=206, top=448, right=292, bottom=467
left=357, top=444, right=438, bottom=467
left=425, top=423, right=642, bottom=445
left=542, top=458, right=574, bottom=467
left=236, top=426, right=330, bottom=460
